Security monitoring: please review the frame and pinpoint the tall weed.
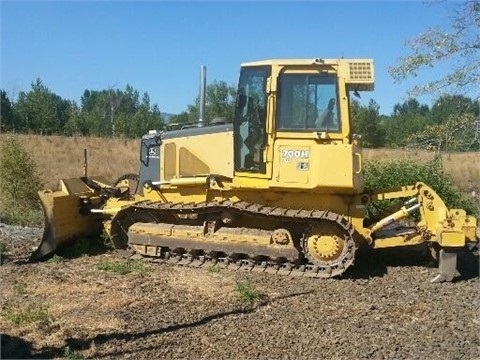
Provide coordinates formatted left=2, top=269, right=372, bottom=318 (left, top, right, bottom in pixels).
left=235, top=279, right=262, bottom=303
left=0, top=136, right=43, bottom=225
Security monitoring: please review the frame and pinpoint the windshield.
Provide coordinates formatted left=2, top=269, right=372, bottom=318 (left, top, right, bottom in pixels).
left=277, top=74, right=340, bottom=132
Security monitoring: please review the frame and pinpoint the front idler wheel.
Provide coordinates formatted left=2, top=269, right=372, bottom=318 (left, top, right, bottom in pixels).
left=113, top=173, right=139, bottom=197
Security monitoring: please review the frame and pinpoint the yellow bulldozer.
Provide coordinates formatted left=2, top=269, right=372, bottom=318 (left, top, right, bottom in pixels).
left=33, top=58, right=477, bottom=282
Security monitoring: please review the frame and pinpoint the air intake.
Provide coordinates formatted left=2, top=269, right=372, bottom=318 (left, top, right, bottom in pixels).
left=349, top=61, right=373, bottom=81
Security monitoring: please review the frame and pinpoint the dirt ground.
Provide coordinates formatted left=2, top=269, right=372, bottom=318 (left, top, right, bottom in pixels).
left=0, top=225, right=479, bottom=360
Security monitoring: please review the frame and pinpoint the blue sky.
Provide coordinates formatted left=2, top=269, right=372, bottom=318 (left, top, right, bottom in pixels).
left=1, top=1, right=460, bottom=116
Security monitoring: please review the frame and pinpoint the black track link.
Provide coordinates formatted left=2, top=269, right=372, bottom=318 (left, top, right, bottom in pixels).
left=119, top=200, right=357, bottom=278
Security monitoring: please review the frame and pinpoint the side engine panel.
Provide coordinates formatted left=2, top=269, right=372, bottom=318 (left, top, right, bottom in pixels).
left=137, top=124, right=234, bottom=193
left=161, top=124, right=234, bottom=181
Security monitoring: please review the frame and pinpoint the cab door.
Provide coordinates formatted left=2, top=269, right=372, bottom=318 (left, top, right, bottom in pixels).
left=233, top=66, right=271, bottom=178
left=271, top=70, right=345, bottom=190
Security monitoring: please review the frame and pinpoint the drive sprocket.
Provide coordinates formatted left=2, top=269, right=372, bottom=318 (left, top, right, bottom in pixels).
left=301, top=218, right=357, bottom=277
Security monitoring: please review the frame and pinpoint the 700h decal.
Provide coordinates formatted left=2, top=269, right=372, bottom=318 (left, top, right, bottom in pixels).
left=281, top=149, right=309, bottom=163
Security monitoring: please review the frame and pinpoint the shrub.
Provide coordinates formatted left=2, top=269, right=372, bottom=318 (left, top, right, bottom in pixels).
left=363, top=157, right=479, bottom=221
left=0, top=136, right=43, bottom=225
left=235, top=279, right=262, bottom=303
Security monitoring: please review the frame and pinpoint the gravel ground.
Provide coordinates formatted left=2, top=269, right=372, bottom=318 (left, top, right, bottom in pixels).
left=0, top=223, right=479, bottom=360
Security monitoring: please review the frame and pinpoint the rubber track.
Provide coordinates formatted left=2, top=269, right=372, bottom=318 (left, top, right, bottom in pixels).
left=120, top=200, right=357, bottom=278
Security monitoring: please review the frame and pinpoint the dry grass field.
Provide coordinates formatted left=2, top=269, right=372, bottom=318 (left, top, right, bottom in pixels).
left=1, top=133, right=478, bottom=193
left=0, top=134, right=139, bottom=189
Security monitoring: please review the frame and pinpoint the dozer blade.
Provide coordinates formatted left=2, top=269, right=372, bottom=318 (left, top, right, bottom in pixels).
left=30, top=181, right=103, bottom=261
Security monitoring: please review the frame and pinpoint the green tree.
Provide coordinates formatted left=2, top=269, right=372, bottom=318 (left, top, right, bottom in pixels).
left=430, top=94, right=479, bottom=124
left=389, top=1, right=479, bottom=98
left=350, top=99, right=385, bottom=148
left=14, top=79, right=71, bottom=134
left=0, top=90, right=16, bottom=131
left=63, top=102, right=90, bottom=136
left=79, top=89, right=111, bottom=136
left=383, top=99, right=430, bottom=147
left=169, top=111, right=191, bottom=125
left=407, top=113, right=480, bottom=151
left=392, top=98, right=429, bottom=117
left=169, top=81, right=237, bottom=126
left=205, top=80, right=237, bottom=121
left=128, top=94, right=163, bottom=137
left=78, top=85, right=164, bottom=137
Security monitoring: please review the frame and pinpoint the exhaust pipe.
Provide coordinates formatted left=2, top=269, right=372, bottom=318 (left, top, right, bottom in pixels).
left=199, top=65, right=206, bottom=127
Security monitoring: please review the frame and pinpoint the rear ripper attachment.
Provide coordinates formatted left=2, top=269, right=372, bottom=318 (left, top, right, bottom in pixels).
left=366, top=182, right=478, bottom=283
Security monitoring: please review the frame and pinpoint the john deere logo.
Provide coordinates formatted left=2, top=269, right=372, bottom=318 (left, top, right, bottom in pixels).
left=148, top=148, right=159, bottom=158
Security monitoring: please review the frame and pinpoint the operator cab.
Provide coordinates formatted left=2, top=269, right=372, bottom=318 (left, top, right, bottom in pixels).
left=233, top=66, right=342, bottom=173
left=232, top=58, right=374, bottom=192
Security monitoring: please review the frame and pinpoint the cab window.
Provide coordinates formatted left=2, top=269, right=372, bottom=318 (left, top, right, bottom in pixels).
left=233, top=66, right=270, bottom=173
left=277, top=74, right=340, bottom=132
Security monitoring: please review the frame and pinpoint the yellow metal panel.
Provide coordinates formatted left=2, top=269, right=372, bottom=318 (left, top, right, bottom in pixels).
left=270, top=139, right=360, bottom=193
left=372, top=235, right=423, bottom=249
left=212, top=228, right=272, bottom=245
left=232, top=176, right=271, bottom=189
left=179, top=147, right=209, bottom=176
left=277, top=146, right=310, bottom=184
left=440, top=232, right=465, bottom=247
left=61, top=178, right=90, bottom=194
left=315, top=145, right=354, bottom=189
left=171, top=224, right=203, bottom=238
left=163, top=143, right=176, bottom=181
left=130, top=223, right=173, bottom=236
left=32, top=189, right=102, bottom=259
left=161, top=130, right=233, bottom=181
left=141, top=187, right=207, bottom=204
